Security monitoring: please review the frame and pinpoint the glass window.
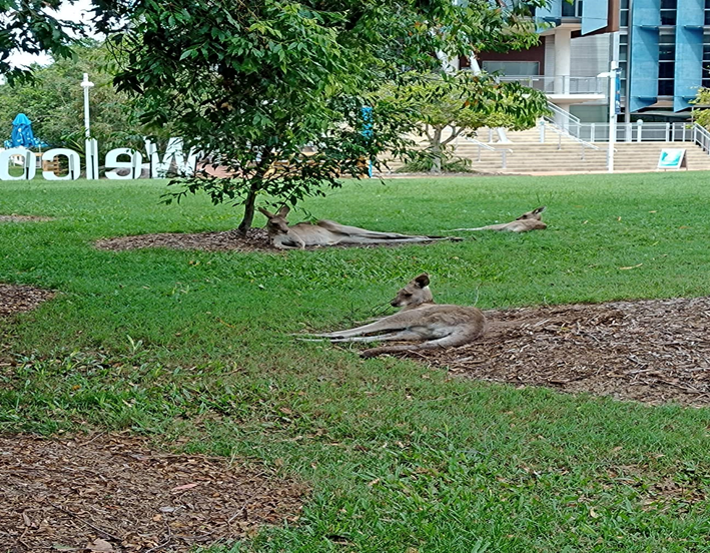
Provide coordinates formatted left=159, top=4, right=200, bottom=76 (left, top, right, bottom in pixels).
left=661, top=10, right=677, bottom=25
left=660, top=46, right=675, bottom=60
left=659, top=62, right=675, bottom=79
left=659, top=80, right=674, bottom=96
left=561, top=0, right=582, bottom=17
left=660, top=0, right=677, bottom=25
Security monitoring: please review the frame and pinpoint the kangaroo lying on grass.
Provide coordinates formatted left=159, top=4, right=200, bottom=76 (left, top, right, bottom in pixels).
left=259, top=206, right=458, bottom=249
left=301, top=273, right=486, bottom=358
left=452, top=206, right=547, bottom=233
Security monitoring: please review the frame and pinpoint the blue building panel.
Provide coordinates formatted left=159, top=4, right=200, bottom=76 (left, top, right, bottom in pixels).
left=582, top=0, right=609, bottom=34
left=535, top=0, right=561, bottom=31
left=674, top=0, right=704, bottom=111
left=629, top=0, right=660, bottom=112
left=535, top=0, right=562, bottom=20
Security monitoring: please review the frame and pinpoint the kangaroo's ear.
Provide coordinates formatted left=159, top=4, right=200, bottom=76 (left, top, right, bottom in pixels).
left=277, top=205, right=290, bottom=217
left=413, top=273, right=430, bottom=288
left=533, top=206, right=546, bottom=215
left=258, top=207, right=274, bottom=218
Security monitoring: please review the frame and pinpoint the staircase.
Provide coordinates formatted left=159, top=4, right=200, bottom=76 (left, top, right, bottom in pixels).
left=378, top=124, right=710, bottom=175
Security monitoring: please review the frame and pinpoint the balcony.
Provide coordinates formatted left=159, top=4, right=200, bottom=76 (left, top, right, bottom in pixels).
left=497, top=75, right=606, bottom=95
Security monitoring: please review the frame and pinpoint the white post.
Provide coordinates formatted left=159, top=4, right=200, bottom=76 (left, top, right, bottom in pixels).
left=81, top=73, right=96, bottom=180
left=80, top=73, right=94, bottom=139
left=607, top=61, right=618, bottom=173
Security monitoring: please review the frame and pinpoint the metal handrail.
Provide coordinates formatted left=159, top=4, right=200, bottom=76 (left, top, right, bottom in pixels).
left=545, top=101, right=582, bottom=128
left=541, top=117, right=602, bottom=164
left=691, top=123, right=710, bottom=155
left=455, top=135, right=513, bottom=169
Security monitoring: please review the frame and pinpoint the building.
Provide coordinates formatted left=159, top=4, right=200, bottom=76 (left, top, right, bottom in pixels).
left=468, top=0, right=710, bottom=122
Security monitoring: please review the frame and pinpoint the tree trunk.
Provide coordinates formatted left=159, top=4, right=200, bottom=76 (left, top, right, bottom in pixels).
left=428, top=126, right=444, bottom=174
left=237, top=184, right=259, bottom=235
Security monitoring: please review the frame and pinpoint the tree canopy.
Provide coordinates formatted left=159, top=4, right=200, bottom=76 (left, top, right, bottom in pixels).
left=693, top=88, right=710, bottom=130
left=0, top=0, right=79, bottom=83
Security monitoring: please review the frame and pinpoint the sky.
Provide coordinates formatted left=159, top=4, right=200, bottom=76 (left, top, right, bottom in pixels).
left=11, top=0, right=96, bottom=68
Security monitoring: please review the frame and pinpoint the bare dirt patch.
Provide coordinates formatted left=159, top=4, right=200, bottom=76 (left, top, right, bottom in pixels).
left=0, top=434, right=307, bottom=552
left=0, top=284, right=55, bottom=317
left=0, top=214, right=53, bottom=223
left=392, top=296, right=710, bottom=407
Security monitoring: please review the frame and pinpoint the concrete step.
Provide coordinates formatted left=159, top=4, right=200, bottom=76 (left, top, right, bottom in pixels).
left=380, top=140, right=710, bottom=174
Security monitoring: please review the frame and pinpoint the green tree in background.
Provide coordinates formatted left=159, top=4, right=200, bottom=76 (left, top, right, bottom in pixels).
left=384, top=72, right=549, bottom=173
left=0, top=41, right=143, bottom=158
left=692, top=88, right=710, bottom=130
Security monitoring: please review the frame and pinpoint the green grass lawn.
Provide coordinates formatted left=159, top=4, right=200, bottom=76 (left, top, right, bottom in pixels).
left=2, top=173, right=710, bottom=552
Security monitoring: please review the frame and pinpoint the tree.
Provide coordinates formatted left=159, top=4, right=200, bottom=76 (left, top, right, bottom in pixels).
left=385, top=71, right=549, bottom=173
left=0, top=41, right=144, bottom=158
left=692, top=88, right=710, bottom=130
left=102, top=0, right=549, bottom=234
left=0, top=0, right=79, bottom=83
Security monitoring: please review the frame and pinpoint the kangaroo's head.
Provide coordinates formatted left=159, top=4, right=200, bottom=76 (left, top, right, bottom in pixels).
left=259, top=206, right=291, bottom=235
left=391, top=273, right=434, bottom=310
left=516, top=206, right=546, bottom=222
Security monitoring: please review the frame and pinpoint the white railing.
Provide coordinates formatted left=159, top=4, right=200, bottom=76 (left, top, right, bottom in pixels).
left=541, top=122, right=603, bottom=161
left=497, top=75, right=606, bottom=95
left=541, top=104, right=602, bottom=159
left=544, top=102, right=582, bottom=134
left=692, top=123, right=710, bottom=154
left=454, top=136, right=512, bottom=169
left=573, top=121, right=694, bottom=144
left=541, top=108, right=707, bottom=151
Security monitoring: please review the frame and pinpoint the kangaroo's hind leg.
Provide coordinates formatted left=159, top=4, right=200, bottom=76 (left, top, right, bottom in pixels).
left=301, top=315, right=407, bottom=340
left=329, top=330, right=425, bottom=344
left=360, top=328, right=480, bottom=358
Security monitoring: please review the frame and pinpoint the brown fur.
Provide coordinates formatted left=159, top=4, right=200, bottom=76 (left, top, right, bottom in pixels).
left=452, top=206, right=547, bottom=233
left=259, top=206, right=457, bottom=249
left=301, top=273, right=486, bottom=358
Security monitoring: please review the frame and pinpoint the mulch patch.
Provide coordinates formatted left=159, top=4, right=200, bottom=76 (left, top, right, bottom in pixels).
left=95, top=228, right=273, bottom=253
left=0, top=284, right=55, bottom=317
left=0, top=215, right=54, bottom=223
left=0, top=434, right=307, bottom=552
left=409, top=296, right=710, bottom=407
left=94, top=228, right=456, bottom=253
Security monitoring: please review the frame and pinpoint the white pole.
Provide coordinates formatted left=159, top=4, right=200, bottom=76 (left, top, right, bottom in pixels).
left=608, top=61, right=618, bottom=173
left=81, top=73, right=96, bottom=179
left=80, top=73, right=94, bottom=139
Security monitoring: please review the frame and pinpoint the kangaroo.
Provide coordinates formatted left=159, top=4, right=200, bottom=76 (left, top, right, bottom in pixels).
left=452, top=206, right=547, bottom=233
left=259, top=206, right=459, bottom=249
left=301, top=273, right=486, bottom=358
